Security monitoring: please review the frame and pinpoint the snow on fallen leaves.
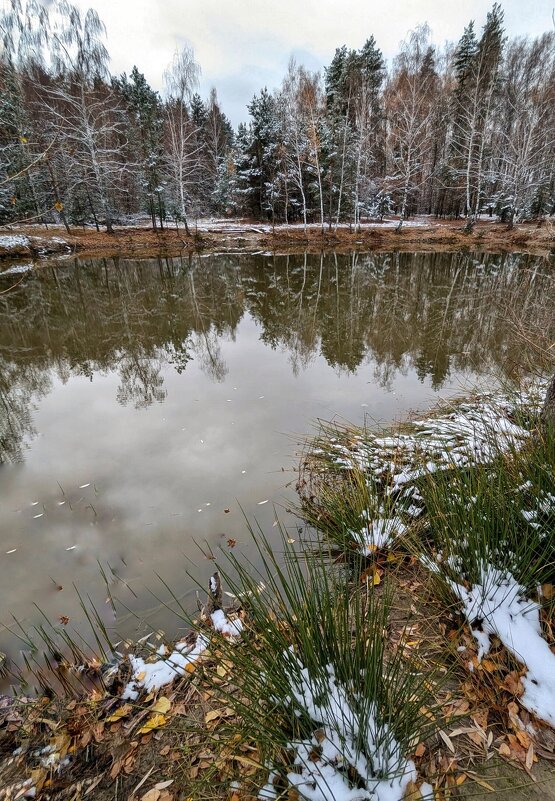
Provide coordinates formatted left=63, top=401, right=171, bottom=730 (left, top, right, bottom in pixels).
left=122, top=607, right=243, bottom=699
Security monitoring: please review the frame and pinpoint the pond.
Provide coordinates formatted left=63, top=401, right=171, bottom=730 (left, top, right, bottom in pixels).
left=0, top=250, right=553, bottom=675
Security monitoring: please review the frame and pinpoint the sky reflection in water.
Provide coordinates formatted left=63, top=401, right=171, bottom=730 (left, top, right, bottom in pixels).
left=0, top=250, right=553, bottom=667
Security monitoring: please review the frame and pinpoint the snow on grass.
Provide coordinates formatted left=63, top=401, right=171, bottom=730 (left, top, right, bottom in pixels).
left=446, top=563, right=555, bottom=728
left=312, top=383, right=545, bottom=556
left=122, top=633, right=209, bottom=699
left=352, top=510, right=407, bottom=553
left=121, top=608, right=243, bottom=699
left=260, top=654, right=416, bottom=801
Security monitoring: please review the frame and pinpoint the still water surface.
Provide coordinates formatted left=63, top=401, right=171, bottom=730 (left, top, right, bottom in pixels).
left=0, top=250, right=553, bottom=668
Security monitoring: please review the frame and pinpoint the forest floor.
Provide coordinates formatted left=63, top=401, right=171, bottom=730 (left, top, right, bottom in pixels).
left=1, top=216, right=554, bottom=262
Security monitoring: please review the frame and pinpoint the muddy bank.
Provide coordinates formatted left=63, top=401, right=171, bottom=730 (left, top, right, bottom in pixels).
left=1, top=218, right=554, bottom=263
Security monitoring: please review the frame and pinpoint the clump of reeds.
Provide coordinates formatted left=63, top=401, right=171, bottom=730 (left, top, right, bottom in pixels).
left=189, top=522, right=441, bottom=800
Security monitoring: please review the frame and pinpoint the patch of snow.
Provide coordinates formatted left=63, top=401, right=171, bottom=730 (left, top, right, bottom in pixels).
left=122, top=633, right=208, bottom=699
left=0, top=235, right=29, bottom=248
left=1, top=261, right=33, bottom=275
left=448, top=564, right=555, bottom=728
left=211, top=608, right=243, bottom=638
left=353, top=513, right=407, bottom=552
left=260, top=654, right=416, bottom=801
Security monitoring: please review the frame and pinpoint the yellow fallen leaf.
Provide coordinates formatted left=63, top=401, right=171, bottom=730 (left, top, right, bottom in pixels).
left=185, top=662, right=196, bottom=674
left=135, top=670, right=146, bottom=682
left=106, top=704, right=132, bottom=722
left=205, top=710, right=221, bottom=724
left=472, top=776, right=496, bottom=791
left=137, top=713, right=167, bottom=734
left=152, top=697, right=171, bottom=714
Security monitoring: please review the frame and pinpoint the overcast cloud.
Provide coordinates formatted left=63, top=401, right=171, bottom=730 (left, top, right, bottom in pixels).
left=70, top=0, right=554, bottom=126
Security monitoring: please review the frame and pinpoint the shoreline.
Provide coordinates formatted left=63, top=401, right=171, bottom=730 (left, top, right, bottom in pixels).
left=1, top=218, right=554, bottom=263
left=1, top=381, right=554, bottom=800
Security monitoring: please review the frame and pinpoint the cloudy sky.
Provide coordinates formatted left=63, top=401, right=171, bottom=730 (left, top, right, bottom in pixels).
left=71, top=0, right=554, bottom=126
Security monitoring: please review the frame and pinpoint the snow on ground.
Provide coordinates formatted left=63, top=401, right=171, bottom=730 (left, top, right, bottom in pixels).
left=446, top=563, right=555, bottom=729
left=1, top=261, right=34, bottom=275
left=259, top=654, right=416, bottom=801
left=121, top=608, right=243, bottom=699
left=0, top=235, right=30, bottom=248
left=122, top=633, right=209, bottom=699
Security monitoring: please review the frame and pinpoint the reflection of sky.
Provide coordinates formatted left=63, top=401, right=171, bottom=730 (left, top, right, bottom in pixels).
left=0, top=310, right=485, bottom=663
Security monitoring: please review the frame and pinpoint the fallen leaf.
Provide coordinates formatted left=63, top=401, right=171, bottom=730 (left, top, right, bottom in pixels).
left=205, top=710, right=221, bottom=724
left=106, top=704, right=132, bottom=722
left=137, top=714, right=167, bottom=735
left=515, top=729, right=531, bottom=750
left=438, top=730, right=455, bottom=753
left=141, top=790, right=160, bottom=801
left=151, top=697, right=171, bottom=714
left=525, top=743, right=534, bottom=770
left=472, top=776, right=496, bottom=792
left=153, top=781, right=174, bottom=791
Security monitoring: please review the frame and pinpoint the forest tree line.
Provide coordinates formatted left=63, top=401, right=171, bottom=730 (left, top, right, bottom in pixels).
left=1, top=1, right=554, bottom=232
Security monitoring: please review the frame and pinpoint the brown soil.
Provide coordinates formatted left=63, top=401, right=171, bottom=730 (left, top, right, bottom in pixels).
left=1, top=217, right=554, bottom=263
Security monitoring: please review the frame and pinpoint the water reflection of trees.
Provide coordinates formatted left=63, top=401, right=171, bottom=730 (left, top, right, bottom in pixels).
left=0, top=251, right=553, bottom=459
left=0, top=359, right=52, bottom=462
